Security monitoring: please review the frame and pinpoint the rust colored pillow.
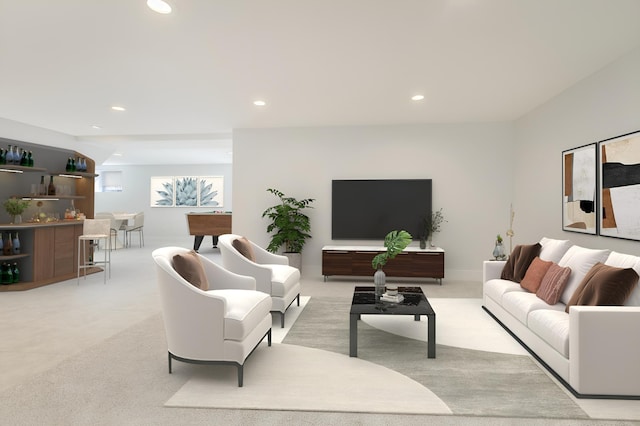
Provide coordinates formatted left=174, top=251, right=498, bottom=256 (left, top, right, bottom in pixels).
left=565, top=262, right=639, bottom=313
left=520, top=257, right=553, bottom=293
left=172, top=250, right=209, bottom=290
left=501, top=243, right=542, bottom=283
left=536, top=263, right=571, bottom=305
left=233, top=237, right=256, bottom=262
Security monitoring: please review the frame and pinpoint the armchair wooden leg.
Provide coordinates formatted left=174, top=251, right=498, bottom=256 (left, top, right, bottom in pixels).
left=268, top=329, right=272, bottom=346
left=168, top=352, right=172, bottom=374
left=280, top=312, right=285, bottom=328
left=237, top=365, right=244, bottom=387
left=296, top=294, right=300, bottom=306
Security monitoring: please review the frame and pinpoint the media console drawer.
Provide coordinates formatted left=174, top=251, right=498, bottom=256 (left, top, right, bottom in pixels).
left=322, top=246, right=444, bottom=284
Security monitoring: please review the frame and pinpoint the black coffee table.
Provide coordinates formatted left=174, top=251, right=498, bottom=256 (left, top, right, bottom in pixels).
left=349, top=286, right=436, bottom=358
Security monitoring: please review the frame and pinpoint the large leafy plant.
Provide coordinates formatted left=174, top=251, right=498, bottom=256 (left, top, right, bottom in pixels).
left=262, top=188, right=315, bottom=253
left=371, top=230, right=412, bottom=270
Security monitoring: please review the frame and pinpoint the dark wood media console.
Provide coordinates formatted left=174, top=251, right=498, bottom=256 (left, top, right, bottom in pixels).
left=322, top=245, right=445, bottom=284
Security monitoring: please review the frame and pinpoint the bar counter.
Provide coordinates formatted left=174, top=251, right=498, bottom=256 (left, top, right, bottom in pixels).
left=1, top=220, right=86, bottom=291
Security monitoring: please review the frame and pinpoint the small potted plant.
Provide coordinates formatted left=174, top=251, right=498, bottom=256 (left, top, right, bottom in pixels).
left=371, top=230, right=412, bottom=296
left=3, top=197, right=30, bottom=224
left=422, top=208, right=447, bottom=248
left=493, top=234, right=506, bottom=260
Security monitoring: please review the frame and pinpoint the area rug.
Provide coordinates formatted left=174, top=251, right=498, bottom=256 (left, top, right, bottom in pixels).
left=166, top=297, right=588, bottom=419
left=281, top=297, right=589, bottom=419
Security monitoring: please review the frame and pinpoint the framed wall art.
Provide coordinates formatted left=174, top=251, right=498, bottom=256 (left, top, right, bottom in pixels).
left=598, top=130, right=640, bottom=241
left=562, top=143, right=597, bottom=234
left=150, top=176, right=224, bottom=207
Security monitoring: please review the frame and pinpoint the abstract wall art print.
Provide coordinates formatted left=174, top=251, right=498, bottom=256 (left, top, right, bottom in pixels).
left=562, top=143, right=597, bottom=234
left=598, top=130, right=640, bottom=241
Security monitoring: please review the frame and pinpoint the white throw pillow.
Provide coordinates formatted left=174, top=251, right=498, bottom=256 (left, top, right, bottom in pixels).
left=605, top=251, right=640, bottom=306
left=558, top=245, right=610, bottom=305
left=539, top=237, right=573, bottom=263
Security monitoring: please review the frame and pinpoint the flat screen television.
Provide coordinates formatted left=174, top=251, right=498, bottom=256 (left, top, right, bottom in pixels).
left=332, top=179, right=432, bottom=240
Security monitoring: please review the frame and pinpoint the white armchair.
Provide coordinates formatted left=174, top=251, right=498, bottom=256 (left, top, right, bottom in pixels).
left=218, top=234, right=301, bottom=328
left=152, top=246, right=272, bottom=387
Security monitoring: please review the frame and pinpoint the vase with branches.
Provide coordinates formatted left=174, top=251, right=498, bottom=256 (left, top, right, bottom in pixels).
left=422, top=208, right=447, bottom=248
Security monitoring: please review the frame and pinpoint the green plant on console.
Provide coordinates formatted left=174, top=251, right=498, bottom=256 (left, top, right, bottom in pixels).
left=262, top=188, right=315, bottom=253
left=371, top=230, right=413, bottom=270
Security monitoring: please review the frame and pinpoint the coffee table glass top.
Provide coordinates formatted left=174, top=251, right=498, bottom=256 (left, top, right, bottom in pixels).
left=350, top=286, right=435, bottom=316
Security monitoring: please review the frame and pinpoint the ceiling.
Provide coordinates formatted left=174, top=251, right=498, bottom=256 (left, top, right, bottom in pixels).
left=1, top=0, right=640, bottom=165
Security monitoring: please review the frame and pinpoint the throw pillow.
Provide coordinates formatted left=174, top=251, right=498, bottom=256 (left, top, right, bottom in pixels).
left=172, top=250, right=210, bottom=290
left=536, top=263, right=571, bottom=305
left=500, top=243, right=542, bottom=283
left=520, top=256, right=553, bottom=293
left=233, top=237, right=256, bottom=262
left=565, top=262, right=639, bottom=313
left=557, top=246, right=610, bottom=305
left=538, top=237, right=573, bottom=263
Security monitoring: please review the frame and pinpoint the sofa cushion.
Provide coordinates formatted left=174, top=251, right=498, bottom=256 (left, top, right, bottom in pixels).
left=536, top=263, right=571, bottom=305
left=213, top=289, right=272, bottom=341
left=501, top=243, right=541, bottom=283
left=528, top=310, right=570, bottom=358
left=172, top=250, right=209, bottom=290
left=520, top=257, right=553, bottom=293
left=538, top=237, right=573, bottom=263
left=484, top=278, right=525, bottom=304
left=269, top=264, right=301, bottom=297
left=605, top=251, right=640, bottom=306
left=565, top=262, right=639, bottom=313
left=232, top=237, right=256, bottom=262
left=502, top=291, right=565, bottom=325
left=557, top=246, right=610, bottom=304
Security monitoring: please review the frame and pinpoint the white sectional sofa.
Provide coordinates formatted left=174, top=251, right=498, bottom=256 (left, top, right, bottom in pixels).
left=483, top=237, right=640, bottom=398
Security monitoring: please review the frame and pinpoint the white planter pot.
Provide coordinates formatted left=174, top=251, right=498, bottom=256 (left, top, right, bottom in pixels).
left=284, top=252, right=302, bottom=271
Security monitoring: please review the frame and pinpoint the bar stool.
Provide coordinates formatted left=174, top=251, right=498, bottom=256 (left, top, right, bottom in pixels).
left=77, top=219, right=111, bottom=284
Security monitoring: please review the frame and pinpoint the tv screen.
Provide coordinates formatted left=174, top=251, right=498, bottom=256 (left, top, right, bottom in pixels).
left=332, top=179, right=432, bottom=240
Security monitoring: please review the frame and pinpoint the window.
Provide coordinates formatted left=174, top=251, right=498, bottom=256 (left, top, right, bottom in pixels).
left=95, top=170, right=123, bottom=192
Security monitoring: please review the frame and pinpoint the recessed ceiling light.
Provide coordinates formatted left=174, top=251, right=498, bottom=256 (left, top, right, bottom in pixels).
left=91, top=125, right=102, bottom=130
left=253, top=100, right=266, bottom=107
left=111, top=106, right=126, bottom=111
left=147, top=0, right=172, bottom=14
left=411, top=95, right=425, bottom=101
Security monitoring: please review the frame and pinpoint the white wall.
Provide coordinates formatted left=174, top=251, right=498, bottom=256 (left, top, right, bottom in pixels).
left=95, top=164, right=232, bottom=241
left=513, top=45, right=640, bottom=256
left=232, top=123, right=515, bottom=280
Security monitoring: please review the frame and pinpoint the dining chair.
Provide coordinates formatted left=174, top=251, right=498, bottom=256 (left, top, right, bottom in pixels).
left=123, top=212, right=145, bottom=248
left=95, top=212, right=119, bottom=250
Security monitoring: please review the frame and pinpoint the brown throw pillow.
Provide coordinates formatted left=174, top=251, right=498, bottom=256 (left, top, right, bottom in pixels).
left=233, top=237, right=256, bottom=262
left=536, top=263, right=571, bottom=305
left=172, top=250, right=210, bottom=290
left=565, top=262, right=639, bottom=313
left=501, top=243, right=542, bottom=283
left=520, top=257, right=553, bottom=293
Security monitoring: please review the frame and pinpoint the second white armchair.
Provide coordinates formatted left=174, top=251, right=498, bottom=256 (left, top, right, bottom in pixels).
left=218, top=234, right=301, bottom=328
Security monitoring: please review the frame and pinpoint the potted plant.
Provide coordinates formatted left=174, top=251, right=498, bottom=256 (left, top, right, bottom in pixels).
left=422, top=208, right=447, bottom=248
left=3, top=197, right=30, bottom=224
left=371, top=230, right=412, bottom=296
left=262, top=188, right=315, bottom=270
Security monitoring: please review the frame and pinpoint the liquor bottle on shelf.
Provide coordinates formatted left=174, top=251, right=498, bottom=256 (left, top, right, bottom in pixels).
left=12, top=232, right=20, bottom=255
left=40, top=176, right=46, bottom=195
left=66, top=158, right=72, bottom=172
left=48, top=176, right=56, bottom=196
left=1, top=263, right=8, bottom=285
left=3, top=232, right=12, bottom=256
left=6, top=145, right=14, bottom=164
left=5, top=262, right=12, bottom=284
left=0, top=148, right=5, bottom=165
left=20, top=150, right=28, bottom=166
left=12, top=262, right=19, bottom=283
left=28, top=151, right=34, bottom=167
